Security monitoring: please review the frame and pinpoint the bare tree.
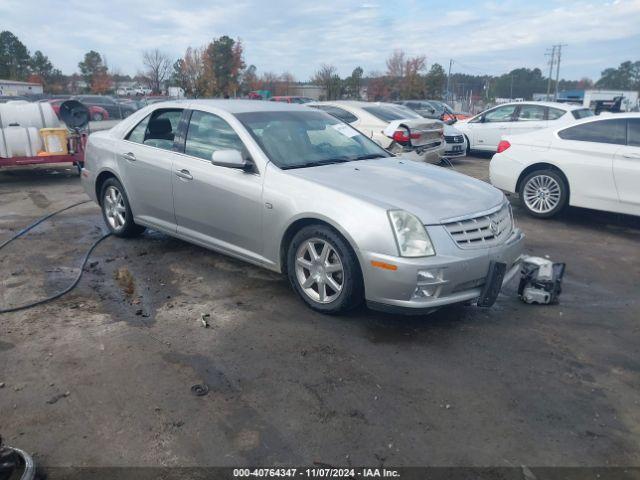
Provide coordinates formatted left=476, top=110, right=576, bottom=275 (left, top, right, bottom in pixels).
left=279, top=72, right=296, bottom=95
left=312, top=64, right=338, bottom=100
left=386, top=50, right=406, bottom=78
left=142, top=49, right=172, bottom=94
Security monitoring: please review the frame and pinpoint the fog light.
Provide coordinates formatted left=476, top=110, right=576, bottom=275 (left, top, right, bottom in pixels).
left=413, top=269, right=447, bottom=299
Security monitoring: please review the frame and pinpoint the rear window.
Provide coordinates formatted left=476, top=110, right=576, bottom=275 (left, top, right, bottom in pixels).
left=572, top=108, right=594, bottom=120
left=558, top=119, right=626, bottom=145
left=628, top=119, right=640, bottom=147
left=362, top=105, right=413, bottom=122
left=311, top=105, right=358, bottom=124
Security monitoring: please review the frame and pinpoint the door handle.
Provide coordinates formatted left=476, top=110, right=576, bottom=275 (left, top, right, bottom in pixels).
left=122, top=152, right=136, bottom=161
left=622, top=153, right=640, bottom=159
left=175, top=169, right=193, bottom=180
left=498, top=126, right=508, bottom=130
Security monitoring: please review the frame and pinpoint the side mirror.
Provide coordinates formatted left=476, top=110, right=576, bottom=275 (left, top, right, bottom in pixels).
left=211, top=149, right=250, bottom=170
left=446, top=118, right=456, bottom=125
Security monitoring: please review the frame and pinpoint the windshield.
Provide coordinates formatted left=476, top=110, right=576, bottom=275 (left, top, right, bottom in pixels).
left=236, top=110, right=390, bottom=169
left=363, top=105, right=421, bottom=122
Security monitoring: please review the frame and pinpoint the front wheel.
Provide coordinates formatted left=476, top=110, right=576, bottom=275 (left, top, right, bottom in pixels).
left=100, top=178, right=146, bottom=237
left=519, top=169, right=568, bottom=218
left=287, top=225, right=363, bottom=314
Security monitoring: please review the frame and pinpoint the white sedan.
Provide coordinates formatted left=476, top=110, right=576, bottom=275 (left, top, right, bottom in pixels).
left=490, top=113, right=640, bottom=218
left=308, top=101, right=445, bottom=163
left=456, top=101, right=593, bottom=153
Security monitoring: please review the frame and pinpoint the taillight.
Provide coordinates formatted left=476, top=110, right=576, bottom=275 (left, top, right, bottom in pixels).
left=497, top=140, right=511, bottom=153
left=391, top=127, right=420, bottom=145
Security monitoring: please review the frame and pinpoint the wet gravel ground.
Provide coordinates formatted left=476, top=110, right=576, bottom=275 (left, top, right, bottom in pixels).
left=0, top=157, right=639, bottom=471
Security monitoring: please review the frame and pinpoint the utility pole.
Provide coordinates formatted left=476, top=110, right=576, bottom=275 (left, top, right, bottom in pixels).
left=545, top=45, right=556, bottom=101
left=510, top=74, right=514, bottom=100
left=554, top=44, right=567, bottom=101
left=446, top=59, right=453, bottom=101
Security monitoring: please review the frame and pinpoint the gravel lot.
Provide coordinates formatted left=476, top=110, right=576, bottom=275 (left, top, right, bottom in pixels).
left=0, top=155, right=639, bottom=472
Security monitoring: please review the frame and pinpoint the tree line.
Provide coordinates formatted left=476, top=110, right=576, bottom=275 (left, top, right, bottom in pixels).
left=1, top=29, right=639, bottom=101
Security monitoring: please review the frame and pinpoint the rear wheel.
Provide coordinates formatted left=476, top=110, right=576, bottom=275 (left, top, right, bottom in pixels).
left=519, top=169, right=568, bottom=218
left=100, top=178, right=145, bottom=237
left=287, top=225, right=363, bottom=314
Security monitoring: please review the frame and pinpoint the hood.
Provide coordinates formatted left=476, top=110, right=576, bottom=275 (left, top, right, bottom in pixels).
left=443, top=124, right=462, bottom=135
left=288, top=157, right=504, bottom=225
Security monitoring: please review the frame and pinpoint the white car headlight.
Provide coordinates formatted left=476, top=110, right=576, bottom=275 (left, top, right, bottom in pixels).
left=388, top=210, right=435, bottom=257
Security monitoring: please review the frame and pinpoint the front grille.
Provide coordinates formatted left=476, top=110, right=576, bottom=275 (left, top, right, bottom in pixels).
left=444, top=135, right=464, bottom=143
left=443, top=203, right=513, bottom=249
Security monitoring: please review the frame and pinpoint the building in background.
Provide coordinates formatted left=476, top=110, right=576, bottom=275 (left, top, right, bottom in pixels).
left=0, top=79, right=43, bottom=96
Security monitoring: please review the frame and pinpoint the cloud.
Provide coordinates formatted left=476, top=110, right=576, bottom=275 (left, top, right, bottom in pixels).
left=2, top=0, right=640, bottom=80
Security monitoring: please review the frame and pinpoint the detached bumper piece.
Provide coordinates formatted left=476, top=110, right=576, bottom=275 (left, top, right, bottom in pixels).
left=518, top=256, right=566, bottom=305
left=477, top=261, right=507, bottom=307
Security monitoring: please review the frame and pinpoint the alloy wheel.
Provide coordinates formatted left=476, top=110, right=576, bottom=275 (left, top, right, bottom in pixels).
left=294, top=238, right=344, bottom=304
left=103, top=185, right=127, bottom=231
left=523, top=174, right=561, bottom=214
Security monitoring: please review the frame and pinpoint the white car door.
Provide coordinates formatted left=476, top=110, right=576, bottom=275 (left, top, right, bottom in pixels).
left=555, top=118, right=626, bottom=210
left=468, top=104, right=517, bottom=151
left=613, top=118, right=640, bottom=211
left=509, top=104, right=548, bottom=136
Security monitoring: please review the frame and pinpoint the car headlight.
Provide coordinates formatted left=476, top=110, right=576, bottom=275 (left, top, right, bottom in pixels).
left=388, top=210, right=435, bottom=257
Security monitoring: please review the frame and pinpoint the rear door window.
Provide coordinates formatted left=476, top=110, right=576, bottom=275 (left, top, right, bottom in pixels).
left=547, top=107, right=566, bottom=120
left=558, top=119, right=627, bottom=145
left=125, top=108, right=183, bottom=150
left=515, top=105, right=546, bottom=121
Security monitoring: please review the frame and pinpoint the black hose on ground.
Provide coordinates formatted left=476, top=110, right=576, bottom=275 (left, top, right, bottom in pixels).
left=0, top=201, right=110, bottom=314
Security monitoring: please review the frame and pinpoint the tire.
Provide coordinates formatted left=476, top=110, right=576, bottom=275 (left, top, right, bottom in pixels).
left=100, top=178, right=146, bottom=237
left=519, top=169, right=568, bottom=218
left=464, top=135, right=471, bottom=156
left=92, top=112, right=104, bottom=121
left=287, top=225, right=363, bottom=314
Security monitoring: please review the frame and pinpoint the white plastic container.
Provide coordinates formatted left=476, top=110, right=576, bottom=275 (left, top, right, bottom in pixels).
left=0, top=126, right=43, bottom=158
left=0, top=101, right=61, bottom=129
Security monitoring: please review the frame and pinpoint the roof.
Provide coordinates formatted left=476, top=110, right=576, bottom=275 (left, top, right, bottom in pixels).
left=0, top=79, right=42, bottom=86
left=183, top=99, right=312, bottom=113
left=497, top=100, right=587, bottom=110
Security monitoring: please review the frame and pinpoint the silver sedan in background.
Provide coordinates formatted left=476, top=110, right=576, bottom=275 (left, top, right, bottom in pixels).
left=81, top=100, right=524, bottom=314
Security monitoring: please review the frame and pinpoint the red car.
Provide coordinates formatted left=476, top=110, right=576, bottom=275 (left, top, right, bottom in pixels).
left=269, top=96, right=314, bottom=104
left=46, top=99, right=110, bottom=121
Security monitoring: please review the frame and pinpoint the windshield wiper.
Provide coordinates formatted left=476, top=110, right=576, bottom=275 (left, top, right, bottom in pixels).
left=282, top=158, right=351, bottom=169
left=352, top=154, right=386, bottom=161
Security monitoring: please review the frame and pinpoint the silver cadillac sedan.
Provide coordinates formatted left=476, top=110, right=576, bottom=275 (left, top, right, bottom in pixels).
left=81, top=100, right=524, bottom=315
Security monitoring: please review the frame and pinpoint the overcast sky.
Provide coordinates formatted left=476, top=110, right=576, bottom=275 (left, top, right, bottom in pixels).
left=2, top=0, right=639, bottom=80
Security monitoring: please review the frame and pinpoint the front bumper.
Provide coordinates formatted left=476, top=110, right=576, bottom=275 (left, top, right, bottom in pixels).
left=361, top=228, right=525, bottom=315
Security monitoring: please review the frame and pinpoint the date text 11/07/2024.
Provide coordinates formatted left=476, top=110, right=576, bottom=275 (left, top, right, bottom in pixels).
left=233, top=468, right=401, bottom=478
